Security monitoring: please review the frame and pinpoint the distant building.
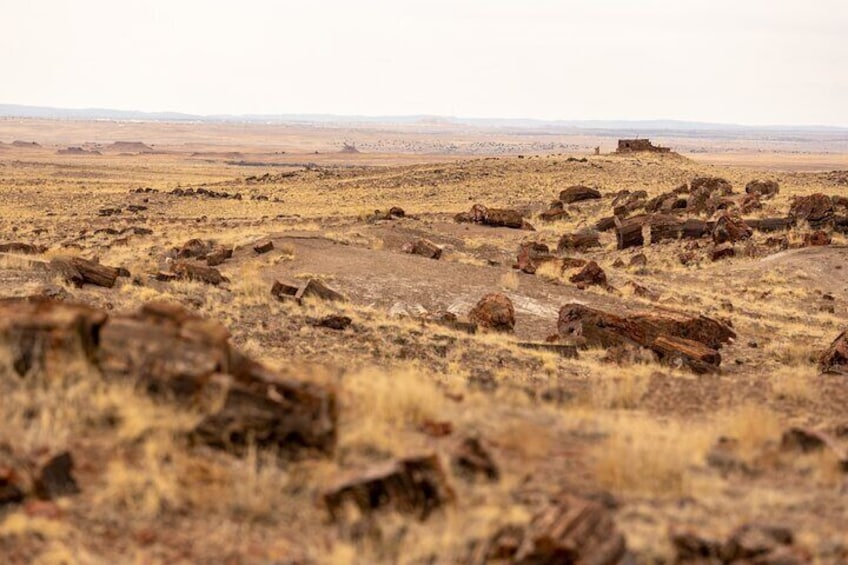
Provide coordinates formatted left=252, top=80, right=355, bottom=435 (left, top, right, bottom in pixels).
left=616, top=139, right=671, bottom=153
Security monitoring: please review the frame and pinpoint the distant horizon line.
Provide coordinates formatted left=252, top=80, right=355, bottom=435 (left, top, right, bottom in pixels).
left=1, top=102, right=848, bottom=132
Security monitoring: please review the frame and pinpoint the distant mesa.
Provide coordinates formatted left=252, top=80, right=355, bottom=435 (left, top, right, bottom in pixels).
left=11, top=140, right=40, bottom=148
left=105, top=141, right=154, bottom=153
left=340, top=142, right=360, bottom=154
left=615, top=138, right=671, bottom=154
left=57, top=146, right=101, bottom=155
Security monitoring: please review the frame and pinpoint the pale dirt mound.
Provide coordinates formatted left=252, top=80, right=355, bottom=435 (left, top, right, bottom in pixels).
left=104, top=141, right=154, bottom=153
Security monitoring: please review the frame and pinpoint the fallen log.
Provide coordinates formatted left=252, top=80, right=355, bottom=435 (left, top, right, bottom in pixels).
left=172, top=261, right=228, bottom=286
left=651, top=334, right=721, bottom=374
left=745, top=217, right=794, bottom=233
left=50, top=256, right=120, bottom=288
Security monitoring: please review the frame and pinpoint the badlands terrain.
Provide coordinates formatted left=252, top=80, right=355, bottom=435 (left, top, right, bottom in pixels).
left=1, top=119, right=848, bottom=563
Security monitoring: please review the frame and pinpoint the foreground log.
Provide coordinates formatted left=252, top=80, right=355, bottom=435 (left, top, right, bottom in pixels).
left=513, top=493, right=628, bottom=564
left=323, top=454, right=454, bottom=521
left=50, top=256, right=120, bottom=288
left=651, top=335, right=721, bottom=373
left=0, top=299, right=338, bottom=458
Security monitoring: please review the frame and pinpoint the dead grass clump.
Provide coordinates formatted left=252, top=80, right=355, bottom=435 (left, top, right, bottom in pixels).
left=595, top=417, right=710, bottom=497
left=499, top=270, right=520, bottom=291
left=339, top=365, right=447, bottom=452
left=769, top=365, right=818, bottom=402
left=719, top=403, right=782, bottom=453
left=591, top=364, right=654, bottom=409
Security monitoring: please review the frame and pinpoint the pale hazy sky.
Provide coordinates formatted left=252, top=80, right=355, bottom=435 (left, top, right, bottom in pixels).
left=2, top=0, right=846, bottom=125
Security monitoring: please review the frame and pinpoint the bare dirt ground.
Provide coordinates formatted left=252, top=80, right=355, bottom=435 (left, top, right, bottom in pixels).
left=0, top=120, right=847, bottom=563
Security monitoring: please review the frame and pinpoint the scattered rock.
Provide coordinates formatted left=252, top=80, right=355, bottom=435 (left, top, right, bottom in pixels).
left=712, top=213, right=752, bottom=244
left=402, top=238, right=442, bottom=259
left=711, top=242, right=735, bottom=261
left=569, top=260, right=607, bottom=289
left=819, top=330, right=848, bottom=374
left=253, top=239, right=274, bottom=254
left=468, top=292, right=515, bottom=332
left=172, top=261, right=228, bottom=286
left=803, top=230, right=831, bottom=247
left=789, top=193, right=834, bottom=227
left=515, top=242, right=555, bottom=274
left=745, top=179, right=780, bottom=198
left=311, top=315, right=352, bottom=331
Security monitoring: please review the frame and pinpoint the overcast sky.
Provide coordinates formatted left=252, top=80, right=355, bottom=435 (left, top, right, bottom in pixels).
left=2, top=0, right=846, bottom=125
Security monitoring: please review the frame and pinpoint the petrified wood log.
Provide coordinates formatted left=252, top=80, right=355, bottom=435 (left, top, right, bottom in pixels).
left=615, top=215, right=647, bottom=250
left=0, top=299, right=338, bottom=458
left=172, top=261, right=228, bottom=286
left=513, top=493, right=628, bottom=564
left=323, top=454, right=454, bottom=521
left=651, top=335, right=721, bottom=374
left=50, top=256, right=120, bottom=288
left=559, top=185, right=601, bottom=203
left=820, top=330, right=848, bottom=375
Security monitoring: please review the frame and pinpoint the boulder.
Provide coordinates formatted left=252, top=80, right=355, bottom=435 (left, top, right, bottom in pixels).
left=468, top=293, right=515, bottom=332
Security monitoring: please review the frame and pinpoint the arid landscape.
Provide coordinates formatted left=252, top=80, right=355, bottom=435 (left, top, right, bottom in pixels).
left=0, top=116, right=847, bottom=564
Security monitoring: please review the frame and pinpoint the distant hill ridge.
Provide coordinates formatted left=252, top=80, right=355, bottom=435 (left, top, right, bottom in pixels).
left=1, top=103, right=846, bottom=133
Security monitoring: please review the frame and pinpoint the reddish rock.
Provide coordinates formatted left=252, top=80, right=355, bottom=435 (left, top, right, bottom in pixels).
left=557, top=228, right=601, bottom=253
left=803, top=230, right=831, bottom=247
left=515, top=242, right=555, bottom=274
left=253, top=239, right=274, bottom=254
left=819, top=330, right=848, bottom=374
left=712, top=213, right=752, bottom=244
left=790, top=193, right=834, bottom=226
left=569, top=260, right=607, bottom=288
left=402, top=238, right=442, bottom=259
left=711, top=243, right=735, bottom=261
left=468, top=293, right=515, bottom=332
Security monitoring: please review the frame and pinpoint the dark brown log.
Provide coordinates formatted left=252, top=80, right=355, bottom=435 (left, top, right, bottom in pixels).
left=615, top=216, right=646, bottom=249
left=569, top=261, right=607, bottom=288
left=630, top=312, right=735, bottom=349
left=515, top=242, right=555, bottom=274
left=649, top=214, right=685, bottom=243
left=559, top=185, right=601, bottom=203
left=595, top=216, right=617, bottom=232
left=682, top=218, right=712, bottom=239
left=34, top=452, right=80, bottom=499
left=557, top=229, right=600, bottom=253
left=50, top=256, right=120, bottom=288
left=323, top=454, right=454, bottom=521
left=832, top=215, right=848, bottom=234
left=745, top=217, right=794, bottom=233
left=651, top=335, right=721, bottom=374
